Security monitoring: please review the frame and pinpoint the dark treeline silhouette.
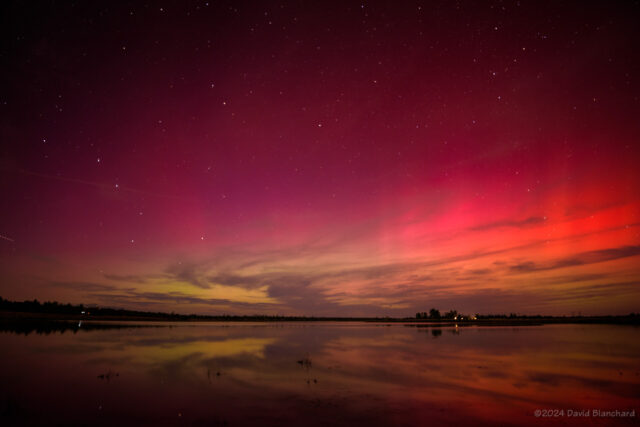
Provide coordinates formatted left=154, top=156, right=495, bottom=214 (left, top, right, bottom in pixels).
left=0, top=296, right=396, bottom=322
left=0, top=296, right=200, bottom=320
left=2, top=297, right=639, bottom=324
left=1, top=297, right=87, bottom=315
left=415, top=308, right=464, bottom=320
left=414, top=307, right=640, bottom=325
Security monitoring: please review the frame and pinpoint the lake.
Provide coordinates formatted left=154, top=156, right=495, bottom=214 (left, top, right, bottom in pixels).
left=0, top=322, right=638, bottom=426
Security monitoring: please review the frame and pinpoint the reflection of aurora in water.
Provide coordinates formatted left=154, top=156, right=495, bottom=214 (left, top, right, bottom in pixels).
left=1, top=323, right=639, bottom=426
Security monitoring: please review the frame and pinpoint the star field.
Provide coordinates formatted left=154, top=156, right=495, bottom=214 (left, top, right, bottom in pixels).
left=0, top=0, right=639, bottom=315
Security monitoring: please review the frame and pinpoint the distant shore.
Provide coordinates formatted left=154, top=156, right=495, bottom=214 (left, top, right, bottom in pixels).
left=2, top=296, right=639, bottom=325
left=1, top=310, right=639, bottom=325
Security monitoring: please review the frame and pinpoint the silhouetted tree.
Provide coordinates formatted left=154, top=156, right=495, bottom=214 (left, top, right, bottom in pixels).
left=429, top=308, right=441, bottom=319
left=443, top=309, right=458, bottom=319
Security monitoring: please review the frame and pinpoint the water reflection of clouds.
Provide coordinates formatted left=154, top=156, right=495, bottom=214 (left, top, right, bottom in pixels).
left=1, top=323, right=638, bottom=426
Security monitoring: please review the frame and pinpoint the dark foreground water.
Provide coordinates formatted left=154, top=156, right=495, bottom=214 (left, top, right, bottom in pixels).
left=0, top=322, right=638, bottom=426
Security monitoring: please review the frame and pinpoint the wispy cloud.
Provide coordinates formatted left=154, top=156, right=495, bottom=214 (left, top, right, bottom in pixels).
left=470, top=216, right=546, bottom=231
left=50, top=281, right=119, bottom=292
left=165, top=262, right=210, bottom=289
left=509, top=245, right=640, bottom=273
left=103, top=274, right=149, bottom=284
left=87, top=290, right=281, bottom=312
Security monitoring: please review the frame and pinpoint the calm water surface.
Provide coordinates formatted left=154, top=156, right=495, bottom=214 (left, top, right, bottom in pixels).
left=1, top=322, right=638, bottom=426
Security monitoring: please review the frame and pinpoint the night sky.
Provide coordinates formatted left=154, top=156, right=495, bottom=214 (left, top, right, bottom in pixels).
left=1, top=1, right=639, bottom=316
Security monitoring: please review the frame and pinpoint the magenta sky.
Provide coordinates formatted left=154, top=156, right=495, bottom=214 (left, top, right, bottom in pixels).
left=1, top=1, right=639, bottom=316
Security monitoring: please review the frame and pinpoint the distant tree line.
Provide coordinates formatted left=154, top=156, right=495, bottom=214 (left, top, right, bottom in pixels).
left=0, top=296, right=395, bottom=322
left=0, top=296, right=235, bottom=320
left=415, top=307, right=640, bottom=322
left=0, top=297, right=88, bottom=315
left=2, top=297, right=639, bottom=323
left=415, top=308, right=472, bottom=320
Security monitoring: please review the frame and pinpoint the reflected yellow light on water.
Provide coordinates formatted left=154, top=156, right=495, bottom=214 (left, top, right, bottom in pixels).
left=100, top=337, right=276, bottom=365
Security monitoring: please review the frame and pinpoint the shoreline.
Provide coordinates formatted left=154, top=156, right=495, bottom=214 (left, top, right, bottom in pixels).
left=1, top=310, right=638, bottom=325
